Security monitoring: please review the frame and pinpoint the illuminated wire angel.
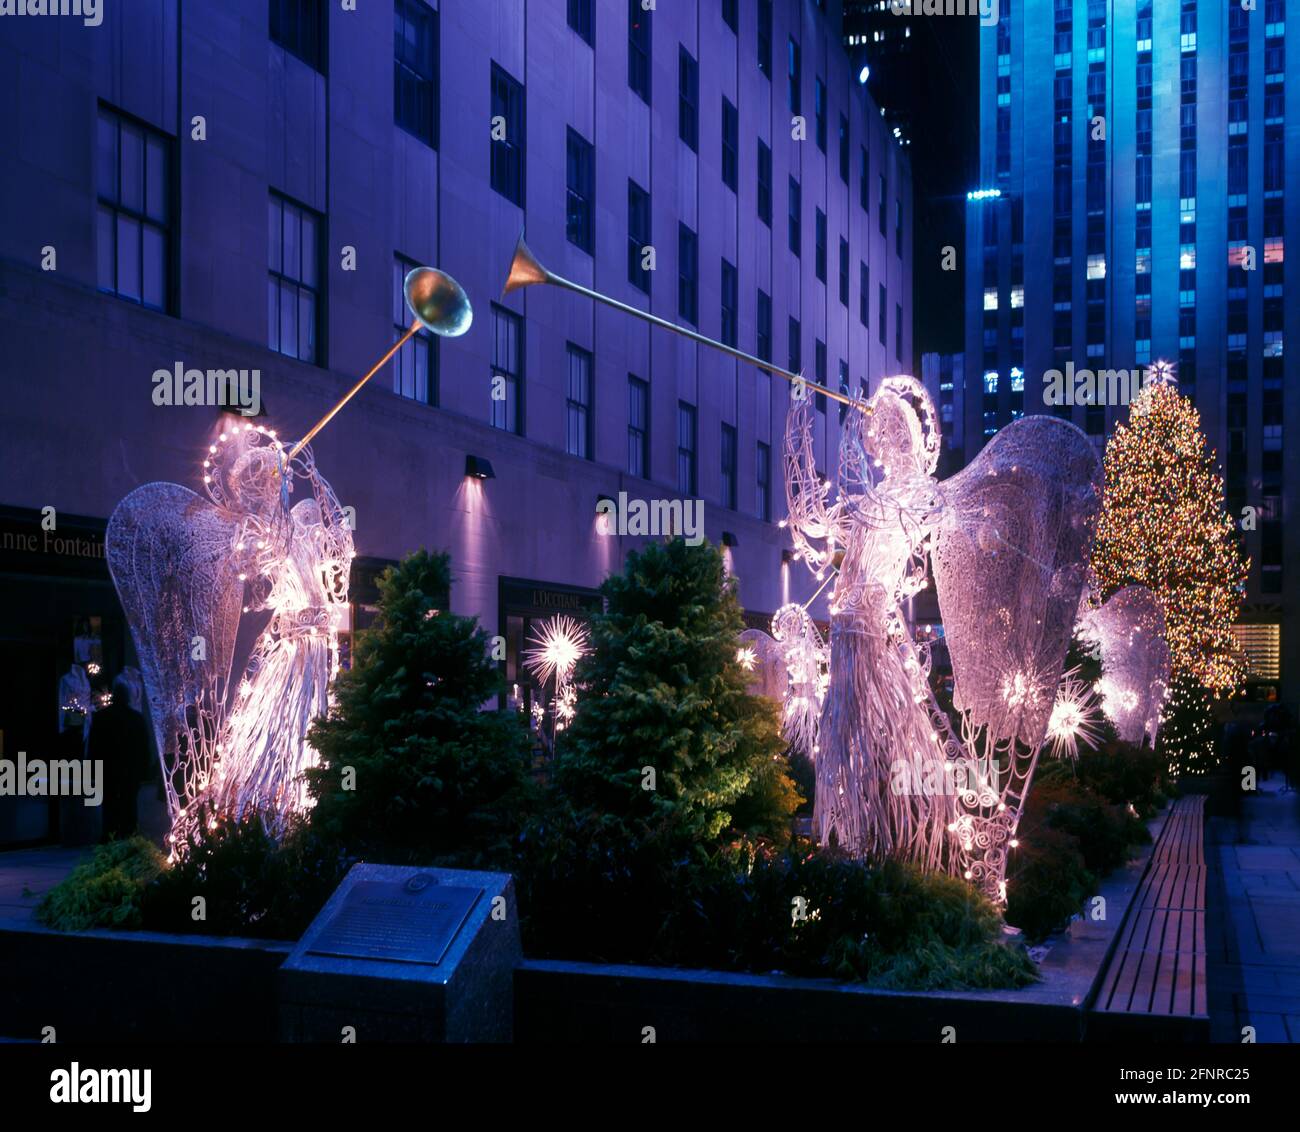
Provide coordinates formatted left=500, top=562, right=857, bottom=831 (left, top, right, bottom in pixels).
left=106, top=422, right=353, bottom=843
left=739, top=602, right=829, bottom=759
left=1075, top=584, right=1171, bottom=747
left=782, top=376, right=1101, bottom=899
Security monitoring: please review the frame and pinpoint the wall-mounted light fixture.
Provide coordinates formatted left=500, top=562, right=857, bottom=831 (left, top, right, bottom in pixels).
left=596, top=493, right=615, bottom=512
left=465, top=454, right=496, bottom=480
left=781, top=549, right=794, bottom=565
left=721, top=531, right=738, bottom=548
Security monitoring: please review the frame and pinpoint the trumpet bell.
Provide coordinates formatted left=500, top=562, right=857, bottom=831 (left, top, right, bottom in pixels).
left=404, top=266, right=473, bottom=337
left=502, top=233, right=551, bottom=296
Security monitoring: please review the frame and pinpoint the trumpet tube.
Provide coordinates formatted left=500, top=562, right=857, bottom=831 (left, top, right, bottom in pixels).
left=504, top=234, right=867, bottom=413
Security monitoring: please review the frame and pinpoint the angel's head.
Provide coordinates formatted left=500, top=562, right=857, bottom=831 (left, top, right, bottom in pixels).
left=865, top=391, right=924, bottom=479
left=205, top=427, right=286, bottom=522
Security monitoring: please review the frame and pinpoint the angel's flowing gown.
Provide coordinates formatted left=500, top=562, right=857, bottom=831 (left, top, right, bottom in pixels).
left=814, top=480, right=955, bottom=871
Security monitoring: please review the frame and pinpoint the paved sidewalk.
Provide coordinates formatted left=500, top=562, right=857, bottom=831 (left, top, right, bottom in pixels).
left=0, top=847, right=83, bottom=926
left=1207, top=777, right=1300, bottom=1043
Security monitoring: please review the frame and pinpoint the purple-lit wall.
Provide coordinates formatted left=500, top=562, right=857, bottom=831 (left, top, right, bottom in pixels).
left=0, top=0, right=912, bottom=636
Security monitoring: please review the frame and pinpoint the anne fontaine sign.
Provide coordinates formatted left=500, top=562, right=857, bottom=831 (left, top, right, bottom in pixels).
left=0, top=507, right=108, bottom=579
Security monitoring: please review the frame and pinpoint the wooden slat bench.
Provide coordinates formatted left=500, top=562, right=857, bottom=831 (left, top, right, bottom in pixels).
left=1091, top=795, right=1209, bottom=1038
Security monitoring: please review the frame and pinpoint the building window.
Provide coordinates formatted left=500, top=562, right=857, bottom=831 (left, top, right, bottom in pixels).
left=722, top=97, right=739, bottom=191
left=96, top=106, right=171, bottom=312
left=788, top=176, right=801, bottom=256
left=878, top=283, right=886, bottom=345
left=566, top=344, right=593, bottom=460
left=394, top=0, right=437, bottom=147
left=678, top=223, right=698, bottom=325
left=859, top=145, right=869, bottom=212
left=568, top=0, right=593, bottom=46
left=270, top=0, right=325, bottom=72
left=490, top=63, right=525, bottom=207
left=896, top=198, right=903, bottom=256
left=628, top=0, right=651, bottom=103
left=895, top=303, right=903, bottom=361
left=838, top=359, right=849, bottom=423
left=814, top=77, right=827, bottom=151
left=757, top=289, right=772, bottom=362
left=268, top=191, right=321, bottom=364
left=787, top=37, right=801, bottom=114
left=878, top=173, right=887, bottom=236
left=491, top=304, right=523, bottom=435
left=628, top=375, right=649, bottom=478
left=721, top=423, right=738, bottom=510
left=757, top=0, right=772, bottom=78
left=566, top=127, right=595, bottom=254
left=393, top=255, right=436, bottom=404
left=839, top=238, right=849, bottom=307
left=815, top=339, right=827, bottom=413
left=788, top=316, right=801, bottom=373
left=722, top=0, right=738, bottom=34
left=721, top=259, right=738, bottom=347
left=628, top=179, right=651, bottom=293
left=859, top=262, right=869, bottom=327
left=815, top=208, right=827, bottom=282
left=679, top=47, right=699, bottom=151
left=839, top=114, right=850, bottom=183
left=678, top=402, right=698, bottom=496
left=757, top=140, right=773, bottom=226
left=756, top=441, right=772, bottom=521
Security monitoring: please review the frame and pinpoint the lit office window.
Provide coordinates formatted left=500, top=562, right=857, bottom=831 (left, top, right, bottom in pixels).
left=271, top=0, right=326, bottom=72
left=491, top=304, right=523, bottom=434
left=566, top=343, right=593, bottom=459
left=628, top=375, right=649, bottom=478
left=490, top=63, right=525, bottom=206
left=392, top=255, right=437, bottom=404
left=678, top=402, right=697, bottom=496
left=566, top=127, right=594, bottom=254
left=394, top=0, right=437, bottom=147
left=268, top=192, right=321, bottom=364
left=96, top=106, right=171, bottom=312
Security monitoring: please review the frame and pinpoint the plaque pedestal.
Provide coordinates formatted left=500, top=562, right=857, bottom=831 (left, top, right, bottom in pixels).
left=278, top=863, right=520, bottom=1043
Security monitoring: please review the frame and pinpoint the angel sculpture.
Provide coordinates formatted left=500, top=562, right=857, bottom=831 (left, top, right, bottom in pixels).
left=1076, top=584, right=1171, bottom=747
left=739, top=602, right=829, bottom=760
left=779, top=376, right=1101, bottom=899
left=106, top=423, right=353, bottom=843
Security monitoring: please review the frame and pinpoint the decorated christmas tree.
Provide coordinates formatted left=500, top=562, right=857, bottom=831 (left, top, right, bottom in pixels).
left=1090, top=377, right=1247, bottom=774
left=555, top=539, right=800, bottom=845
left=1157, top=671, right=1218, bottom=777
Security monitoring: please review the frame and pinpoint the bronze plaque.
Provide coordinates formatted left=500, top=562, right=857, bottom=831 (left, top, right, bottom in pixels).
left=307, top=875, right=483, bottom=966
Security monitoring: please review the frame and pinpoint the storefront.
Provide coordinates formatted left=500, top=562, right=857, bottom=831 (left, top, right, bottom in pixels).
left=498, top=577, right=604, bottom=759
left=0, top=506, right=127, bottom=848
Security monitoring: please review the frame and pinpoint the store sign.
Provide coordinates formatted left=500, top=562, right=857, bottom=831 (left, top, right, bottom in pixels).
left=499, top=577, right=603, bottom=618
left=0, top=508, right=108, bottom=580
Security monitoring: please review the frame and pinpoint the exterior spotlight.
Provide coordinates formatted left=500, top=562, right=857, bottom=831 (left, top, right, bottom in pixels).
left=596, top=493, right=615, bottom=511
left=465, top=454, right=496, bottom=480
left=721, top=531, right=738, bottom=548
left=858, top=65, right=870, bottom=84
left=781, top=549, right=795, bottom=565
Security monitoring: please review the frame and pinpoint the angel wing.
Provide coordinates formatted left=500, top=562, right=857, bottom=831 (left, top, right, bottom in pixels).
left=106, top=482, right=245, bottom=822
left=929, top=416, right=1101, bottom=748
left=1077, top=584, right=1171, bottom=745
